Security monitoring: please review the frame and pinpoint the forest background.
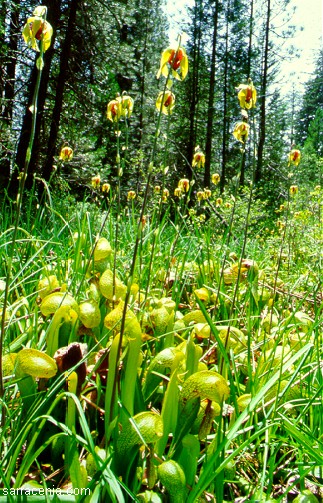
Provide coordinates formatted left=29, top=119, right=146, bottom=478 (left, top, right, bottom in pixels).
left=0, top=0, right=322, bottom=207
left=1, top=0, right=323, bottom=500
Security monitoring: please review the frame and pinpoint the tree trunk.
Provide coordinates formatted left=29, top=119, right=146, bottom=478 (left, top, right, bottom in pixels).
left=204, top=0, right=218, bottom=188
left=0, top=0, right=20, bottom=189
left=246, top=0, right=254, bottom=81
left=255, top=0, right=271, bottom=184
left=239, top=0, right=254, bottom=187
left=42, top=0, right=80, bottom=182
left=186, top=0, right=203, bottom=177
left=220, top=0, right=230, bottom=193
left=0, top=0, right=7, bottom=99
left=2, top=0, right=20, bottom=122
left=9, top=0, right=61, bottom=196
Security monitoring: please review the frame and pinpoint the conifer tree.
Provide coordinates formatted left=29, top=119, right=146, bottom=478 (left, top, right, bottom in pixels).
left=295, top=48, right=323, bottom=147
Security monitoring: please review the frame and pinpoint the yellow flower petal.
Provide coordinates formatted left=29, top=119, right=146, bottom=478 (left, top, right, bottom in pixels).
left=107, top=98, right=122, bottom=122
left=157, top=46, right=189, bottom=81
left=233, top=122, right=250, bottom=143
left=22, top=16, right=53, bottom=52
left=236, top=83, right=257, bottom=109
left=156, top=90, right=175, bottom=115
left=33, top=6, right=47, bottom=17
left=288, top=149, right=301, bottom=166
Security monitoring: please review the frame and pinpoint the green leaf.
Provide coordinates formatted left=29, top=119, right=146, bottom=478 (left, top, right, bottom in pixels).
left=40, top=292, right=79, bottom=317
left=186, top=343, right=314, bottom=502
left=116, top=411, right=164, bottom=458
left=16, top=349, right=57, bottom=378
left=169, top=395, right=200, bottom=458
left=179, top=370, right=230, bottom=405
left=156, top=370, right=180, bottom=457
left=158, top=460, right=186, bottom=503
left=68, top=439, right=88, bottom=498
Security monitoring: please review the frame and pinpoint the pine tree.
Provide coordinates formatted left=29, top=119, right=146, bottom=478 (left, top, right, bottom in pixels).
left=295, top=48, right=323, bottom=146
left=9, top=0, right=61, bottom=196
left=1, top=0, right=169, bottom=198
left=0, top=0, right=22, bottom=188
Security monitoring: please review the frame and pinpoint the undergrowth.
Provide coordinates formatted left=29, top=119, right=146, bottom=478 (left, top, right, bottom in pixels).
left=0, top=178, right=322, bottom=502
left=0, top=7, right=322, bottom=503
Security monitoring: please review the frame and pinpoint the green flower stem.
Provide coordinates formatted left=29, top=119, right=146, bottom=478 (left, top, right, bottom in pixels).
left=106, top=62, right=177, bottom=431
left=120, top=322, right=142, bottom=416
left=220, top=112, right=256, bottom=379
left=203, top=153, right=241, bottom=364
left=105, top=333, right=120, bottom=440
left=65, top=371, right=78, bottom=477
left=0, top=21, right=46, bottom=422
left=113, top=117, right=121, bottom=305
left=266, top=183, right=291, bottom=332
left=142, top=113, right=173, bottom=305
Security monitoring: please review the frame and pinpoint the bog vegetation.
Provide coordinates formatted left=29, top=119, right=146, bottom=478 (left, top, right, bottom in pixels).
left=0, top=1, right=323, bottom=502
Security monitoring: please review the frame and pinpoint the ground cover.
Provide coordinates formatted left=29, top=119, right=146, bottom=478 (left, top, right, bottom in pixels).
left=0, top=7, right=322, bottom=501
left=0, top=180, right=322, bottom=502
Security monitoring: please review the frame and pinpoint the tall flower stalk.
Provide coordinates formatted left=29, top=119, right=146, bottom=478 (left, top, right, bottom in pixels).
left=215, top=80, right=258, bottom=378
left=0, top=6, right=51, bottom=422
left=105, top=37, right=188, bottom=435
left=106, top=92, right=133, bottom=304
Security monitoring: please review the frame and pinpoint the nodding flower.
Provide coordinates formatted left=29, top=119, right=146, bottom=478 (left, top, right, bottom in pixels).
left=236, top=81, right=257, bottom=109
left=102, top=183, right=111, bottom=193
left=107, top=98, right=122, bottom=122
left=288, top=149, right=301, bottom=166
left=156, top=90, right=175, bottom=115
left=211, top=173, right=220, bottom=185
left=157, top=46, right=188, bottom=81
left=127, top=190, right=136, bottom=200
left=197, top=191, right=205, bottom=202
left=192, top=147, right=205, bottom=169
left=162, top=188, right=170, bottom=202
left=22, top=7, right=53, bottom=52
left=178, top=178, right=190, bottom=192
left=59, top=145, right=73, bottom=161
left=120, top=92, right=134, bottom=118
left=289, top=185, right=298, bottom=196
left=174, top=187, right=182, bottom=198
left=91, top=175, right=101, bottom=189
left=233, top=121, right=250, bottom=143
left=107, top=93, right=134, bottom=122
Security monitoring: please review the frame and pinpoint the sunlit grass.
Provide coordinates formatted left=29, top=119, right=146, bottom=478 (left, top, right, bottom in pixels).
left=0, top=180, right=322, bottom=501
left=0, top=15, right=322, bottom=501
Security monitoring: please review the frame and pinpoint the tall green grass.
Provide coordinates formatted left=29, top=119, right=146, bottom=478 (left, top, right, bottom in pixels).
left=0, top=14, right=322, bottom=503
left=1, top=178, right=322, bottom=502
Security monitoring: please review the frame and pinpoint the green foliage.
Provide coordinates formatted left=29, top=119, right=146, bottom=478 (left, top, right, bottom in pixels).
left=1, top=4, right=323, bottom=502
left=1, top=174, right=323, bottom=500
left=295, top=48, right=323, bottom=147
